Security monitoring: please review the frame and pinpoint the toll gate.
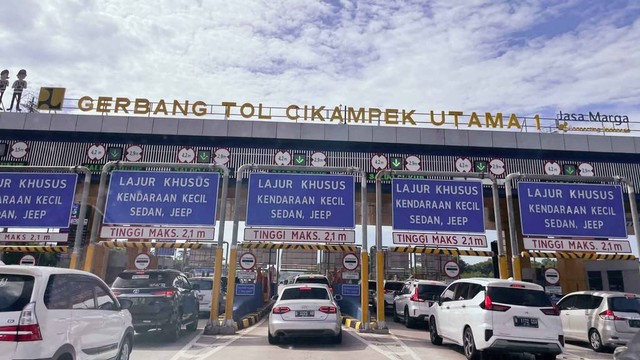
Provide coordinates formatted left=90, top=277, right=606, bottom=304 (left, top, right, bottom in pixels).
left=1, top=103, right=640, bottom=333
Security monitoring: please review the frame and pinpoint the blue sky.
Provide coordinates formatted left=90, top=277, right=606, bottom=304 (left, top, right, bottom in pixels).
left=1, top=0, right=639, bottom=122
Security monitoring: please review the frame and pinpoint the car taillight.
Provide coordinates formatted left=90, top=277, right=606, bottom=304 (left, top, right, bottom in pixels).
left=410, top=289, right=424, bottom=302
left=540, top=305, right=560, bottom=316
left=272, top=306, right=290, bottom=314
left=154, top=290, right=175, bottom=297
left=0, top=303, right=42, bottom=342
left=599, top=310, right=624, bottom=321
left=480, top=294, right=510, bottom=312
left=319, top=306, right=337, bottom=314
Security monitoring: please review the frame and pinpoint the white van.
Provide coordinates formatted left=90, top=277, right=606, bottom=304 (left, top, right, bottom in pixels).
left=429, top=278, right=563, bottom=360
left=0, top=266, right=134, bottom=360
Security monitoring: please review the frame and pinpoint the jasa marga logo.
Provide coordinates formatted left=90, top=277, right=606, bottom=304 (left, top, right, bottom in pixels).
left=556, top=110, right=629, bottom=125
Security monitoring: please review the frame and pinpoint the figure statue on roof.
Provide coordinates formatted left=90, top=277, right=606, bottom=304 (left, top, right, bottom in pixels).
left=9, top=69, right=27, bottom=112
left=0, top=69, right=8, bottom=110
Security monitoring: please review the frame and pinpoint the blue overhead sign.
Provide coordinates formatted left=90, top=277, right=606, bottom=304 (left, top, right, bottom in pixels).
left=104, top=171, right=220, bottom=226
left=518, top=182, right=627, bottom=238
left=0, top=173, right=77, bottom=228
left=246, top=173, right=355, bottom=228
left=392, top=179, right=485, bottom=233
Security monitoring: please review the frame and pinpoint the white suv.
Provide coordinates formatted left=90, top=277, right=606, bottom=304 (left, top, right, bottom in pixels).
left=392, top=279, right=447, bottom=328
left=0, top=266, right=134, bottom=360
left=429, top=278, right=563, bottom=360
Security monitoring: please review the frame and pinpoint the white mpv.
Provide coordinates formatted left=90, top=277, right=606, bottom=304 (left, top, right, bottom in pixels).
left=0, top=266, right=134, bottom=360
left=429, top=278, right=564, bottom=360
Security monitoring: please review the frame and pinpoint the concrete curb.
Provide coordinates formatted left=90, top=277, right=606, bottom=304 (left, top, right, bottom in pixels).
left=204, top=301, right=275, bottom=334
left=237, top=301, right=275, bottom=331
left=341, top=314, right=379, bottom=331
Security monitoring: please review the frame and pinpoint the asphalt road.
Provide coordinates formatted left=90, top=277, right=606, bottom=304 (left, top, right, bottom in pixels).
left=129, top=317, right=615, bottom=360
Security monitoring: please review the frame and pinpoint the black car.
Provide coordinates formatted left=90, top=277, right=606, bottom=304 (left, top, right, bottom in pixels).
left=112, top=269, right=199, bottom=340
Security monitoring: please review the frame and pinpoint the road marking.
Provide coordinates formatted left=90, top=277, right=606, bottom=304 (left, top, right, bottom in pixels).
left=168, top=318, right=266, bottom=360
left=348, top=328, right=421, bottom=360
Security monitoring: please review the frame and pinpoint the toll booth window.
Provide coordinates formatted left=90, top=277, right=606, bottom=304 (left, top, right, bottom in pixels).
left=607, top=270, right=625, bottom=292
left=280, top=287, right=330, bottom=300
left=587, top=271, right=603, bottom=291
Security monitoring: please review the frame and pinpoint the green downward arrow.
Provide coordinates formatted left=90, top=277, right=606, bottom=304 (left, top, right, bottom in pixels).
left=391, top=159, right=401, bottom=168
left=296, top=156, right=305, bottom=164
left=477, top=163, right=486, bottom=170
left=197, top=150, right=211, bottom=163
left=565, top=166, right=575, bottom=175
left=110, top=150, right=119, bottom=157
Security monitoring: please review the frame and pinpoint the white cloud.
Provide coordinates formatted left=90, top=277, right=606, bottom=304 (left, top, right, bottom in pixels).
left=1, top=0, right=638, bottom=120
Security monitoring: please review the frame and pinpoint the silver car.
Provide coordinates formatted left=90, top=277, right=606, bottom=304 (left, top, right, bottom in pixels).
left=268, top=284, right=342, bottom=344
left=557, top=291, right=640, bottom=351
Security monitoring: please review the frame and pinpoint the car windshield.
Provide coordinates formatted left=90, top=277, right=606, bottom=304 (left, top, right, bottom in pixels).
left=384, top=282, right=404, bottom=291
left=609, top=297, right=640, bottom=313
left=295, top=277, right=329, bottom=285
left=418, top=284, right=446, bottom=301
left=280, top=287, right=330, bottom=300
left=112, top=272, right=174, bottom=288
left=487, top=287, right=552, bottom=307
left=0, top=274, right=34, bottom=312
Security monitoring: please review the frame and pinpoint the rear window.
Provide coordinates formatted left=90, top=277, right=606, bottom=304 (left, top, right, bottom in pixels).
left=0, top=274, right=34, bottom=312
left=418, top=284, right=446, bottom=301
left=488, top=287, right=552, bottom=307
left=384, top=282, right=404, bottom=291
left=294, top=277, right=329, bottom=285
left=609, top=297, right=640, bottom=313
left=280, top=287, right=330, bottom=300
left=191, top=279, right=213, bottom=290
left=368, top=281, right=376, bottom=291
left=112, top=272, right=174, bottom=288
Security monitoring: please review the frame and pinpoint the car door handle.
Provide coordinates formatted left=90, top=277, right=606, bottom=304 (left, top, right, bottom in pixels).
left=445, top=306, right=450, bottom=309
left=461, top=305, right=466, bottom=308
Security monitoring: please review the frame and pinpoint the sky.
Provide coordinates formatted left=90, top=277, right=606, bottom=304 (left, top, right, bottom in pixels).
left=2, top=0, right=640, bottom=124
left=3, top=1, right=640, bottom=264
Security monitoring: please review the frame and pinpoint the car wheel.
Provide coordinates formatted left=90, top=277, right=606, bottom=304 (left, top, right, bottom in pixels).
left=333, top=330, right=342, bottom=344
left=463, top=327, right=482, bottom=360
left=268, top=331, right=279, bottom=345
left=429, top=317, right=443, bottom=345
left=393, top=304, right=400, bottom=323
left=589, top=329, right=605, bottom=352
left=117, top=337, right=132, bottom=360
left=534, top=354, right=556, bottom=360
left=163, top=318, right=181, bottom=342
left=404, top=308, right=415, bottom=328
left=186, top=314, right=198, bottom=332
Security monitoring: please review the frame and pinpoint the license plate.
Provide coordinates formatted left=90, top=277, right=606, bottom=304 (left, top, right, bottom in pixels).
left=295, top=310, right=315, bottom=317
left=629, top=320, right=640, bottom=328
left=514, top=317, right=538, bottom=328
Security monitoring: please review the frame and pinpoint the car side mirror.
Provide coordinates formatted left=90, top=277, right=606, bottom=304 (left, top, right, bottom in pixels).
left=192, top=284, right=200, bottom=291
left=271, top=295, right=278, bottom=301
left=119, top=298, right=133, bottom=310
left=334, top=294, right=343, bottom=301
